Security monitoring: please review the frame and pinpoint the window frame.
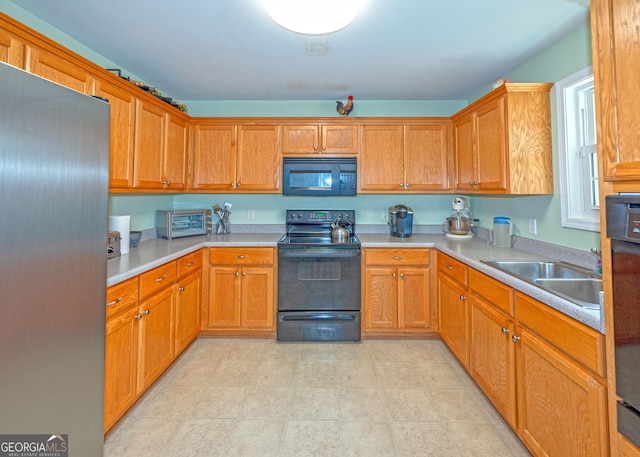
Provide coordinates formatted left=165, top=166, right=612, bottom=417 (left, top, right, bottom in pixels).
left=556, top=66, right=600, bottom=232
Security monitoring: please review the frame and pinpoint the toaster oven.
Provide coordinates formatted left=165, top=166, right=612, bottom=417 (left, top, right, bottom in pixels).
left=156, top=209, right=212, bottom=239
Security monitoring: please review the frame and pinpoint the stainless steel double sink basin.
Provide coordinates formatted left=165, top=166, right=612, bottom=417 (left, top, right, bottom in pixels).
left=481, top=260, right=602, bottom=309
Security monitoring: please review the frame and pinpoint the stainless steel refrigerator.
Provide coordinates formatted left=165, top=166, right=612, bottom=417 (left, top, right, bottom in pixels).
left=0, top=62, right=109, bottom=456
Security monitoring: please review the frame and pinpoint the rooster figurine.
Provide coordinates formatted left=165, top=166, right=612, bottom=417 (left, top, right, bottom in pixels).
left=336, top=95, right=354, bottom=116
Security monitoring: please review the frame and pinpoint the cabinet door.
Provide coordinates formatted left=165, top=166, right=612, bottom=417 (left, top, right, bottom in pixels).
left=104, top=305, right=138, bottom=434
left=94, top=79, right=136, bottom=189
left=592, top=0, right=640, bottom=181
left=236, top=125, right=280, bottom=191
left=322, top=124, right=358, bottom=154
left=454, top=113, right=476, bottom=191
left=240, top=267, right=274, bottom=329
left=133, top=99, right=165, bottom=189
left=469, top=295, right=517, bottom=429
left=282, top=124, right=318, bottom=153
left=516, top=328, right=607, bottom=457
left=405, top=123, right=452, bottom=191
left=0, top=28, right=25, bottom=68
left=190, top=123, right=237, bottom=191
left=208, top=267, right=241, bottom=328
left=363, top=267, right=398, bottom=330
left=359, top=125, right=404, bottom=191
left=398, top=267, right=431, bottom=328
left=163, top=113, right=187, bottom=190
left=437, top=273, right=469, bottom=368
left=175, top=271, right=201, bottom=355
left=27, top=46, right=93, bottom=94
left=137, top=287, right=174, bottom=393
left=475, top=96, right=507, bottom=190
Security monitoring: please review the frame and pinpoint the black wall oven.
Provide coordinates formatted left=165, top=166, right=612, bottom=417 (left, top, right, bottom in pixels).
left=277, top=210, right=361, bottom=341
left=607, top=195, right=640, bottom=448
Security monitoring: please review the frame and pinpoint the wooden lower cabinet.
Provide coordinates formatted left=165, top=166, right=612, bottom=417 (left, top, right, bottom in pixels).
left=104, top=251, right=203, bottom=434
left=205, top=247, right=275, bottom=334
left=362, top=248, right=433, bottom=335
left=517, top=327, right=607, bottom=457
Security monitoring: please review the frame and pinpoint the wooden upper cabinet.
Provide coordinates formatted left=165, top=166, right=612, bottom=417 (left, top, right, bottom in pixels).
left=94, top=78, right=136, bottom=189
left=134, top=99, right=165, bottom=189
left=236, top=124, right=280, bottom=192
left=359, top=124, right=405, bottom=192
left=163, top=113, right=187, bottom=190
left=189, top=123, right=237, bottom=191
left=133, top=99, right=187, bottom=190
left=282, top=123, right=358, bottom=155
left=404, top=122, right=453, bottom=192
left=592, top=0, right=640, bottom=186
left=27, top=45, right=93, bottom=94
left=0, top=27, right=25, bottom=68
left=452, top=83, right=553, bottom=194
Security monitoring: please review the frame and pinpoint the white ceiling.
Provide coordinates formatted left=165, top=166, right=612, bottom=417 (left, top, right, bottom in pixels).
left=8, top=0, right=590, bottom=102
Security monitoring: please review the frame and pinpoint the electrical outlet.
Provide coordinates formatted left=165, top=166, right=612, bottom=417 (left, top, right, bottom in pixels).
left=381, top=210, right=388, bottom=221
left=528, top=218, right=537, bottom=235
left=247, top=209, right=255, bottom=220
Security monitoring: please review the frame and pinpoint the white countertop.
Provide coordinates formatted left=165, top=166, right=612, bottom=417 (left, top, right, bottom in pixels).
left=107, top=232, right=604, bottom=334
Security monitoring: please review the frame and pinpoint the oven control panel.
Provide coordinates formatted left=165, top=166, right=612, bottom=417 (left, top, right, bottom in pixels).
left=286, top=210, right=355, bottom=224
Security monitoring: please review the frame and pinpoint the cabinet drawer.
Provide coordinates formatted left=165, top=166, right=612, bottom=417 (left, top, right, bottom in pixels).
left=437, top=251, right=469, bottom=287
left=139, top=261, right=177, bottom=299
left=177, top=250, right=202, bottom=277
left=209, top=247, right=275, bottom=265
left=515, top=291, right=605, bottom=377
left=469, top=268, right=513, bottom=316
left=106, top=277, right=138, bottom=319
left=364, top=248, right=430, bottom=266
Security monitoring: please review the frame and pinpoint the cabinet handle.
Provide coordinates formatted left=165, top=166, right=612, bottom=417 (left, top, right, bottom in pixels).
left=501, top=327, right=510, bottom=335
left=107, top=296, right=123, bottom=307
left=161, top=180, right=171, bottom=185
left=155, top=275, right=167, bottom=282
left=187, top=261, right=195, bottom=267
left=235, top=255, right=248, bottom=259
left=179, top=286, right=185, bottom=292
left=459, top=295, right=466, bottom=301
left=391, top=256, right=404, bottom=260
left=512, top=335, right=521, bottom=343
left=446, top=264, right=453, bottom=270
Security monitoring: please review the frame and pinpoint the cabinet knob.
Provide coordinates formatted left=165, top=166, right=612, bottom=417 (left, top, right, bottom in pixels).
left=392, top=273, right=397, bottom=278
left=446, top=264, right=453, bottom=270
left=405, top=183, right=410, bottom=188
left=235, top=271, right=240, bottom=277
left=135, top=314, right=143, bottom=320
left=399, top=273, right=404, bottom=278
left=501, top=327, right=510, bottom=335
left=512, top=335, right=521, bottom=343
left=399, top=183, right=404, bottom=188
left=242, top=271, right=247, bottom=276
left=230, top=182, right=235, bottom=188
left=179, top=286, right=185, bottom=292
left=314, top=146, right=318, bottom=151
left=237, top=182, right=241, bottom=187
left=322, top=146, right=326, bottom=151
left=143, top=309, right=150, bottom=315
left=459, top=295, right=466, bottom=301
left=187, top=261, right=195, bottom=267
left=107, top=296, right=123, bottom=307
left=161, top=180, right=171, bottom=185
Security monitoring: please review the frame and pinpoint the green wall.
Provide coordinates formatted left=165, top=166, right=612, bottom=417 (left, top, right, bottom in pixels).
left=2, top=2, right=599, bottom=251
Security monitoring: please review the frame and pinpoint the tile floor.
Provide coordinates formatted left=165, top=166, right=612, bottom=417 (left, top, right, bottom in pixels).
left=104, top=338, right=531, bottom=457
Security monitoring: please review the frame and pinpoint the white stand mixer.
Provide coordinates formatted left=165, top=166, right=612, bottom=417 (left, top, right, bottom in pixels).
left=443, top=197, right=474, bottom=239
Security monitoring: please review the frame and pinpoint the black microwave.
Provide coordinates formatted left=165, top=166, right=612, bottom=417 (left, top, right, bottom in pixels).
left=282, top=157, right=357, bottom=196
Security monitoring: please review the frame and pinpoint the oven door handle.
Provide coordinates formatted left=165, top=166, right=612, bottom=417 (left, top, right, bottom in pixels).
left=280, top=313, right=357, bottom=321
left=278, top=249, right=360, bottom=258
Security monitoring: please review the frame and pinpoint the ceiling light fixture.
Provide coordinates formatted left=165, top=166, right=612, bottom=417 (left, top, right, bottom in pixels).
left=261, top=0, right=364, bottom=35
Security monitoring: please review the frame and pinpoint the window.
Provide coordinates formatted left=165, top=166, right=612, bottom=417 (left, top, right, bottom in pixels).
left=557, top=66, right=599, bottom=232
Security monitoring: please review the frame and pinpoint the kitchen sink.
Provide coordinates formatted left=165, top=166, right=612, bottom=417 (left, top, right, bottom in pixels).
left=533, top=278, right=603, bottom=310
left=481, top=260, right=602, bottom=309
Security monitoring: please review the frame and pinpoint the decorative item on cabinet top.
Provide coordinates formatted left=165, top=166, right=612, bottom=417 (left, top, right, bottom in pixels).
left=106, top=68, right=188, bottom=113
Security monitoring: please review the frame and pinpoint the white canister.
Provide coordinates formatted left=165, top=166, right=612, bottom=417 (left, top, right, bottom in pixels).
left=493, top=216, right=512, bottom=248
